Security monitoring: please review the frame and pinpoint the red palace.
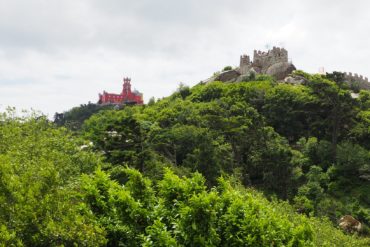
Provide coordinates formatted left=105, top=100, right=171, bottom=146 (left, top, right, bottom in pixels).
left=98, top=77, right=144, bottom=105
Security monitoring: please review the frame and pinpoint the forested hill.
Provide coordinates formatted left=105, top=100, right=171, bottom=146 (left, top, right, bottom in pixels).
left=0, top=71, right=369, bottom=245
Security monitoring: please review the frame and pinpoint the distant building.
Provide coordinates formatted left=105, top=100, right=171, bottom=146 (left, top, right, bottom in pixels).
left=239, top=47, right=295, bottom=78
left=98, top=77, right=144, bottom=105
left=318, top=67, right=325, bottom=75
left=206, top=46, right=296, bottom=83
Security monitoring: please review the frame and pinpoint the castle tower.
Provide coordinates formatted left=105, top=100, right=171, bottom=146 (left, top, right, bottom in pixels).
left=239, top=54, right=251, bottom=74
left=318, top=67, right=325, bottom=75
left=122, top=77, right=132, bottom=96
left=252, top=47, right=288, bottom=73
left=252, top=50, right=263, bottom=73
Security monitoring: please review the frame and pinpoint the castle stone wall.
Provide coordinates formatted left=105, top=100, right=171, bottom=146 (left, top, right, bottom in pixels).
left=344, top=72, right=370, bottom=90
left=237, top=46, right=293, bottom=80
left=252, top=47, right=288, bottom=73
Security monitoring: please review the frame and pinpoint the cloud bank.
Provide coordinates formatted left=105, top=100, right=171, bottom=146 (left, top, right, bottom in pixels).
left=0, top=0, right=369, bottom=116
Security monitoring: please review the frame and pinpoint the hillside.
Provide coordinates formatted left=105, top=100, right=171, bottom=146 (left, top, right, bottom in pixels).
left=80, top=71, right=370, bottom=228
left=0, top=70, right=369, bottom=246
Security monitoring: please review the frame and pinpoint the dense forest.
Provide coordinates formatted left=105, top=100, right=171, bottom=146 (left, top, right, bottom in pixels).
left=1, top=71, right=369, bottom=246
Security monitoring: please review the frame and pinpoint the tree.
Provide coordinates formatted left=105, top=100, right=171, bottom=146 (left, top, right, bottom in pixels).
left=148, top=96, right=156, bottom=106
left=222, top=66, right=233, bottom=71
left=263, top=84, right=316, bottom=142
left=0, top=110, right=106, bottom=245
left=304, top=75, right=358, bottom=160
left=295, top=166, right=328, bottom=211
left=83, top=108, right=149, bottom=170
left=54, top=102, right=114, bottom=131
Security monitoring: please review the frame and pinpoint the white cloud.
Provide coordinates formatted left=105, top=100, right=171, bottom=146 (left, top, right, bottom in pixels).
left=0, top=0, right=369, bottom=117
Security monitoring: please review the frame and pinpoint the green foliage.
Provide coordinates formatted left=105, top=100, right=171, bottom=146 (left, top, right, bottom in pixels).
left=263, top=84, right=315, bottom=142
left=190, top=81, right=226, bottom=102
left=255, top=74, right=274, bottom=82
left=54, top=102, right=114, bottom=131
left=80, top=74, right=368, bottom=231
left=325, top=71, right=347, bottom=88
left=176, top=83, right=192, bottom=99
left=0, top=110, right=106, bottom=245
left=296, top=166, right=327, bottom=208
left=2, top=67, right=370, bottom=245
left=142, top=220, right=178, bottom=246
left=82, top=168, right=319, bottom=246
left=351, top=109, right=370, bottom=149
left=148, top=96, right=156, bottom=106
left=242, top=73, right=255, bottom=82
left=83, top=108, right=149, bottom=169
left=80, top=168, right=153, bottom=246
left=0, top=108, right=368, bottom=245
left=334, top=142, right=369, bottom=180
left=222, top=65, right=232, bottom=71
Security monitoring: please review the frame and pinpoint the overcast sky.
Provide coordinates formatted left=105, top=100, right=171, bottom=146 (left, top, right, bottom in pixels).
left=0, top=0, right=369, bottom=117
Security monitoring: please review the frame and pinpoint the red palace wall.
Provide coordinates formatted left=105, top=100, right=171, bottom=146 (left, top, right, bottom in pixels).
left=98, top=77, right=144, bottom=105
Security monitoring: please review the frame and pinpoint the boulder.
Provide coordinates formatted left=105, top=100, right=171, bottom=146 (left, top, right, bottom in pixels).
left=215, top=69, right=241, bottom=82
left=284, top=75, right=307, bottom=85
left=339, top=215, right=362, bottom=233
left=235, top=68, right=257, bottom=82
left=266, top=62, right=296, bottom=80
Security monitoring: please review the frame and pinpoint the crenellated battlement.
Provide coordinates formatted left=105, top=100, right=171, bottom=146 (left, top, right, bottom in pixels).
left=252, top=47, right=288, bottom=73
left=253, top=46, right=288, bottom=59
left=237, top=46, right=294, bottom=80
left=343, top=72, right=370, bottom=90
left=239, top=54, right=251, bottom=74
left=240, top=54, right=251, bottom=64
left=344, top=72, right=368, bottom=83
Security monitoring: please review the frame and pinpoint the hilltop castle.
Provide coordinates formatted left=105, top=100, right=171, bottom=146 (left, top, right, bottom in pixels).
left=98, top=77, right=144, bottom=105
left=211, top=47, right=296, bottom=83
left=240, top=46, right=289, bottom=74
left=210, top=46, right=369, bottom=91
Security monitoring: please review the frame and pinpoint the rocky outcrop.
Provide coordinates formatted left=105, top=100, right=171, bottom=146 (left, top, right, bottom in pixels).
left=284, top=74, right=308, bottom=85
left=338, top=215, right=362, bottom=233
left=235, top=68, right=257, bottom=82
left=214, top=70, right=241, bottom=82
left=266, top=62, right=296, bottom=80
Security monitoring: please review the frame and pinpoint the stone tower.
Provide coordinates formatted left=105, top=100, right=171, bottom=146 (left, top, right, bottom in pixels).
left=239, top=54, right=251, bottom=74
left=252, top=47, right=288, bottom=73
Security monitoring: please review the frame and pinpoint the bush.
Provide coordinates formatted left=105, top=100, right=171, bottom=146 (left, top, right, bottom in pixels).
left=222, top=66, right=233, bottom=71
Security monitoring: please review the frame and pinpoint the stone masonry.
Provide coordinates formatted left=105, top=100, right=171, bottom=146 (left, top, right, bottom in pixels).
left=237, top=46, right=295, bottom=80
left=211, top=47, right=295, bottom=83
left=251, top=47, right=288, bottom=73
left=343, top=72, right=370, bottom=90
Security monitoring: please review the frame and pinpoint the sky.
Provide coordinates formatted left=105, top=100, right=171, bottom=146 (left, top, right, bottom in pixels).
left=0, top=0, right=369, bottom=117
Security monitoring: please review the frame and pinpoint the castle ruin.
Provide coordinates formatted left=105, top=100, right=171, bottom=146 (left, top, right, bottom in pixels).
left=239, top=54, right=251, bottom=74
left=212, top=46, right=295, bottom=83
left=207, top=46, right=370, bottom=91
left=251, top=47, right=289, bottom=74
left=343, top=72, right=370, bottom=90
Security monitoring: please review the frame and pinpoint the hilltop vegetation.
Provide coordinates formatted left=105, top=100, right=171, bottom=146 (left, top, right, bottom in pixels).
left=0, top=112, right=368, bottom=246
left=81, top=71, right=369, bottom=228
left=0, top=71, right=369, bottom=246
